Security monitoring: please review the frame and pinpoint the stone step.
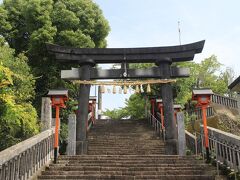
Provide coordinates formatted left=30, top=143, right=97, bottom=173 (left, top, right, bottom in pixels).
left=47, top=165, right=209, bottom=171
left=88, top=145, right=164, bottom=151
left=41, top=169, right=209, bottom=176
left=55, top=159, right=202, bottom=164
left=38, top=174, right=215, bottom=180
left=50, top=163, right=207, bottom=168
left=87, top=151, right=165, bottom=155
left=58, top=155, right=200, bottom=159
left=88, top=139, right=162, bottom=142
left=87, top=144, right=164, bottom=147
left=88, top=141, right=163, bottom=144
left=88, top=139, right=160, bottom=141
left=38, top=119, right=218, bottom=179
left=87, top=150, right=165, bottom=153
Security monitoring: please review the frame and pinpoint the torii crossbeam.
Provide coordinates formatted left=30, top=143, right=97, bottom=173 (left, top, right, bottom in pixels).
left=46, top=40, right=205, bottom=155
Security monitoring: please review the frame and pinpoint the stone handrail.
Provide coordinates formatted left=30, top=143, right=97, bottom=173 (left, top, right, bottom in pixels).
left=185, top=130, right=198, bottom=154
left=207, top=126, right=240, bottom=172
left=211, top=94, right=238, bottom=109
left=185, top=130, right=203, bottom=155
left=147, top=112, right=165, bottom=141
left=0, top=128, right=55, bottom=180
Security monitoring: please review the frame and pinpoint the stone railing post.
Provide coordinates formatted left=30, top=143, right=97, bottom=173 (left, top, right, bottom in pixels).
left=67, top=114, right=76, bottom=155
left=177, top=112, right=186, bottom=156
left=41, top=97, right=52, bottom=131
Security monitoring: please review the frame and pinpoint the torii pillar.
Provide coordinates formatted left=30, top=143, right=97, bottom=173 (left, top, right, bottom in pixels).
left=157, top=58, right=178, bottom=154
left=76, top=60, right=95, bottom=154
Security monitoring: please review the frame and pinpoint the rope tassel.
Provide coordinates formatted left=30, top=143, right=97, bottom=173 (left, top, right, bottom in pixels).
left=140, top=85, right=144, bottom=93
left=147, top=84, right=151, bottom=93
left=100, top=85, right=105, bottom=93
left=112, top=85, right=116, bottom=94
left=124, top=85, right=128, bottom=94
left=119, top=87, right=122, bottom=94
left=135, top=85, right=140, bottom=93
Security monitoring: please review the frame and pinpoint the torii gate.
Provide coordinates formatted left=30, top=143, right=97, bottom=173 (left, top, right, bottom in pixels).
left=46, top=40, right=205, bottom=155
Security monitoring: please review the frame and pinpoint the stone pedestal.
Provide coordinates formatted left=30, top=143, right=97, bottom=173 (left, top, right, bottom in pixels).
left=76, top=141, right=88, bottom=154
left=177, top=112, right=186, bottom=156
left=41, top=97, right=52, bottom=131
left=67, top=114, right=76, bottom=155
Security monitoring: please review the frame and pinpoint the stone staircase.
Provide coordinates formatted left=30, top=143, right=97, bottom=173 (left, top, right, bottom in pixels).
left=38, top=119, right=217, bottom=179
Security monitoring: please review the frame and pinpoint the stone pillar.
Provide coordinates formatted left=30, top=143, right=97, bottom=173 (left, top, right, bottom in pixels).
left=237, top=93, right=240, bottom=113
left=157, top=58, right=178, bottom=154
left=40, top=97, right=52, bottom=131
left=67, top=114, right=76, bottom=155
left=177, top=112, right=186, bottom=156
left=76, top=60, right=95, bottom=155
left=98, top=85, right=102, bottom=119
left=144, top=96, right=148, bottom=118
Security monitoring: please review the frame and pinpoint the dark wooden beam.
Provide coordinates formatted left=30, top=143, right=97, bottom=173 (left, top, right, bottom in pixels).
left=46, top=40, right=205, bottom=64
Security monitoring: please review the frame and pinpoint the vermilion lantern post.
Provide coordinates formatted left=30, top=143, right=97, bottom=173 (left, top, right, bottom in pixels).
left=174, top=105, right=182, bottom=126
left=48, top=89, right=68, bottom=164
left=150, top=98, right=156, bottom=125
left=156, top=99, right=164, bottom=128
left=192, top=88, right=213, bottom=161
left=89, top=96, right=97, bottom=125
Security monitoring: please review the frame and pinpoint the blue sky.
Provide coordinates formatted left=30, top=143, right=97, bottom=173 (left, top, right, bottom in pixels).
left=93, top=0, right=240, bottom=110
left=1, top=0, right=240, bottom=110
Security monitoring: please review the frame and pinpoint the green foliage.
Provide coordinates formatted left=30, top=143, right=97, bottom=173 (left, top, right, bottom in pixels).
left=0, top=0, right=110, bottom=113
left=0, top=38, right=39, bottom=151
left=103, top=94, right=146, bottom=119
left=124, top=94, right=146, bottom=119
left=0, top=0, right=109, bottom=153
left=0, top=0, right=109, bottom=152
left=103, top=108, right=128, bottom=119
left=175, top=55, right=229, bottom=105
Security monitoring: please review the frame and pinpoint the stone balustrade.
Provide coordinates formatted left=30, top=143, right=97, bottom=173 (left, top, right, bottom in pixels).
left=187, top=106, right=214, bottom=120
left=207, top=126, right=240, bottom=172
left=0, top=128, right=55, bottom=180
left=211, top=94, right=238, bottom=109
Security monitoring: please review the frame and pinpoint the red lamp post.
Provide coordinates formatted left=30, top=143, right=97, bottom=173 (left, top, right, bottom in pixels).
left=192, top=88, right=213, bottom=161
left=150, top=98, right=156, bottom=125
left=48, top=89, right=68, bottom=164
left=89, top=96, right=97, bottom=125
left=156, top=99, right=164, bottom=128
left=150, top=98, right=155, bottom=116
left=174, top=104, right=182, bottom=126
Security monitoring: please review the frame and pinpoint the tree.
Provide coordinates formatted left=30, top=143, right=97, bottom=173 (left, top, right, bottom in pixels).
left=0, top=37, right=38, bottom=150
left=175, top=55, right=230, bottom=104
left=103, top=108, right=128, bottom=120
left=0, top=0, right=110, bottom=153
left=103, top=94, right=146, bottom=119
left=0, top=0, right=110, bottom=112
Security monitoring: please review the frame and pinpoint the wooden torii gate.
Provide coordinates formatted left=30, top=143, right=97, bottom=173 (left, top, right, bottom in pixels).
left=46, top=40, right=205, bottom=155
